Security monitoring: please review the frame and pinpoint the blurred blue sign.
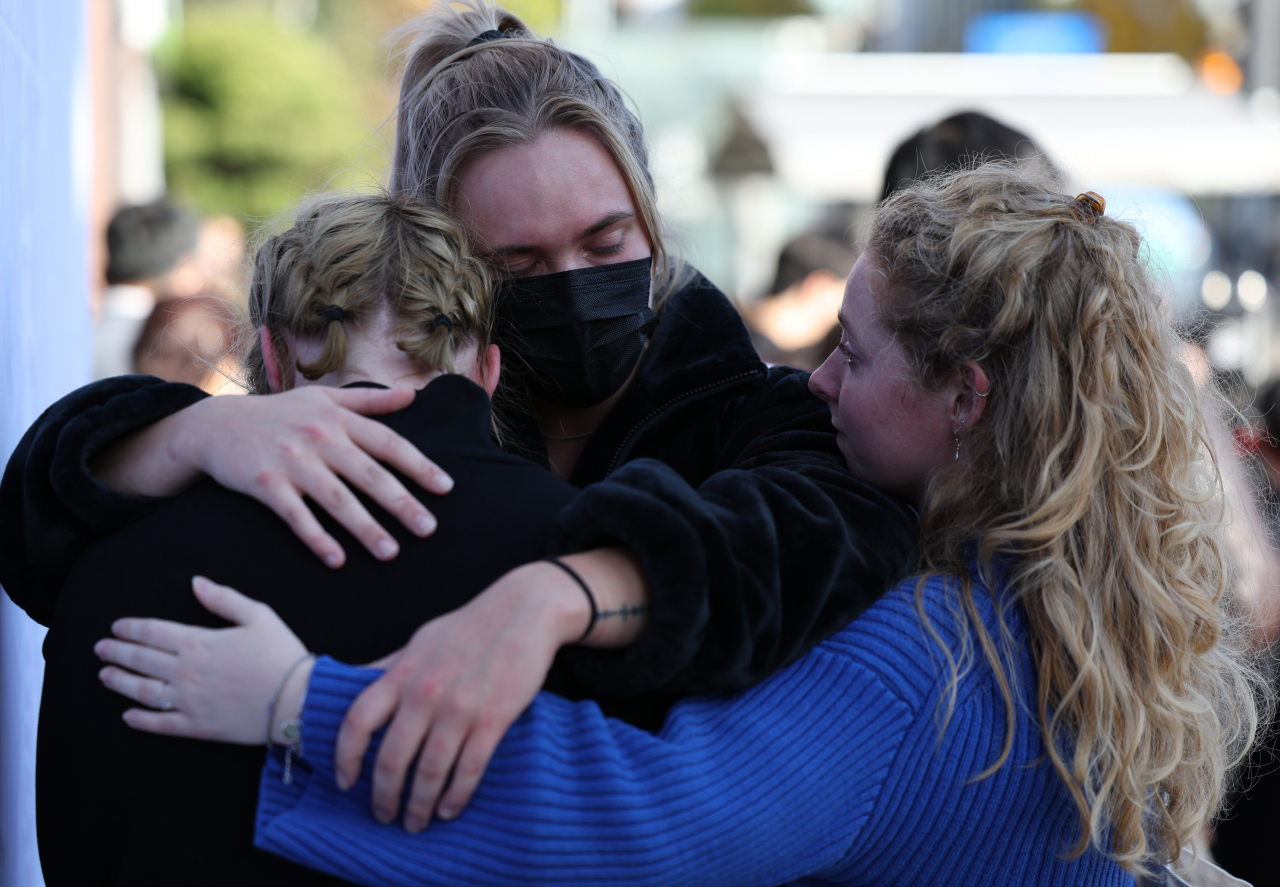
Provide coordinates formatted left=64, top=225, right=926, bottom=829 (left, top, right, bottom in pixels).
left=964, top=11, right=1107, bottom=54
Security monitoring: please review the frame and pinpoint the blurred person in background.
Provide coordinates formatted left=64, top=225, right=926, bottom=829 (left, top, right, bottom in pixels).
left=194, top=214, right=248, bottom=305
left=1211, top=376, right=1280, bottom=887
left=881, top=111, right=1053, bottom=203
left=95, top=199, right=202, bottom=379
left=0, top=0, right=915, bottom=843
left=743, top=228, right=855, bottom=370
left=744, top=111, right=1051, bottom=372
left=133, top=295, right=239, bottom=394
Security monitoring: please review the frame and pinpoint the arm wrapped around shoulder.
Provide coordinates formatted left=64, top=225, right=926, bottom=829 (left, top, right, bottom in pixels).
left=0, top=375, right=206, bottom=624
left=551, top=368, right=918, bottom=696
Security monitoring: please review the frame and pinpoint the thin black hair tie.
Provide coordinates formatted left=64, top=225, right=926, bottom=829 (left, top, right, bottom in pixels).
left=542, top=557, right=598, bottom=643
left=324, top=305, right=345, bottom=324
left=432, top=313, right=453, bottom=332
left=465, top=29, right=506, bottom=48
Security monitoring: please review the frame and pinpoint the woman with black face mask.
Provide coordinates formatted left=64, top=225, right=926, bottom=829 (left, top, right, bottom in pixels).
left=0, top=1, right=916, bottom=834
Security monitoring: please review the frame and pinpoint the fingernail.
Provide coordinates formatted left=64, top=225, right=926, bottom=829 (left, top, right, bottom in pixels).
left=94, top=641, right=106, bottom=657
left=434, top=473, right=454, bottom=494
left=438, top=805, right=456, bottom=820
left=324, top=553, right=341, bottom=569
left=374, top=808, right=393, bottom=825
left=403, top=815, right=423, bottom=832
left=335, top=773, right=351, bottom=791
left=414, top=514, right=436, bottom=536
left=376, top=539, right=398, bottom=560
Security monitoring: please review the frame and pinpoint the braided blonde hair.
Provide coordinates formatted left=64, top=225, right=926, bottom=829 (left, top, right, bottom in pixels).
left=867, top=162, right=1261, bottom=873
left=244, top=192, right=491, bottom=396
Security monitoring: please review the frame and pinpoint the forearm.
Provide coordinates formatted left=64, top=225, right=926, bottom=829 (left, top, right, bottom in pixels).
left=552, top=455, right=916, bottom=696
left=88, top=401, right=208, bottom=497
left=0, top=375, right=207, bottom=623
left=257, top=652, right=898, bottom=887
left=556, top=547, right=650, bottom=648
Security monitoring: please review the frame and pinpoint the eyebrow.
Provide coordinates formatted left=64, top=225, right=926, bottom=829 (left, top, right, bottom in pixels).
left=480, top=211, right=635, bottom=258
left=835, top=312, right=855, bottom=345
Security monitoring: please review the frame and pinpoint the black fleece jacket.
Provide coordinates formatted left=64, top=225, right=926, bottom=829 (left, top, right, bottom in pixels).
left=0, top=271, right=917, bottom=699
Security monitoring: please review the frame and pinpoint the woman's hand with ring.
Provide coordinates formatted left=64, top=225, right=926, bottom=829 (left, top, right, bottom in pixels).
left=95, top=576, right=309, bottom=744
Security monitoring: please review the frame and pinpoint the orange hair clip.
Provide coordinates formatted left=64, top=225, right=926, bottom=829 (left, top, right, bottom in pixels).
left=1070, top=191, right=1106, bottom=223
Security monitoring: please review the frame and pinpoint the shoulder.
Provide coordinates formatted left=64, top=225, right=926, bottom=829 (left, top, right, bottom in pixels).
left=820, top=570, right=1029, bottom=711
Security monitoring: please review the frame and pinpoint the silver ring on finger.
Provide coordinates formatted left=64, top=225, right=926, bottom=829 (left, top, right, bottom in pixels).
left=156, top=681, right=174, bottom=711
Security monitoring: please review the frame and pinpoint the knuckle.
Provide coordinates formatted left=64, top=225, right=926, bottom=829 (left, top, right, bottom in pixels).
left=474, top=711, right=503, bottom=734
left=405, top=797, right=433, bottom=820
left=389, top=660, right=417, bottom=683
left=456, top=757, right=485, bottom=778
left=374, top=757, right=406, bottom=780
left=252, top=470, right=277, bottom=491
left=409, top=677, right=443, bottom=705
left=324, top=484, right=350, bottom=511
left=298, top=423, right=328, bottom=445
left=386, top=493, right=416, bottom=517
left=343, top=708, right=376, bottom=733
left=416, top=758, right=447, bottom=783
left=361, top=461, right=388, bottom=488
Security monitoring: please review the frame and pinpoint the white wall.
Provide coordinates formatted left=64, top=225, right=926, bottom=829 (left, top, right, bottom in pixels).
left=0, top=1, right=93, bottom=884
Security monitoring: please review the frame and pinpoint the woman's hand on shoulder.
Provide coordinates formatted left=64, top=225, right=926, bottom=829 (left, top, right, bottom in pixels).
left=334, top=548, right=651, bottom=832
left=95, top=576, right=310, bottom=745
left=95, top=386, right=453, bottom=567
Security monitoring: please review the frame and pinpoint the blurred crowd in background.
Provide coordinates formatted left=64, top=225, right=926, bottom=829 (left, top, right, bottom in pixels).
left=91, top=0, right=1280, bottom=880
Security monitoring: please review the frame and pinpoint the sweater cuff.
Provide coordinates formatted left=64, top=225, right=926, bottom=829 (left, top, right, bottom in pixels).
left=257, top=658, right=385, bottom=842
left=548, top=469, right=709, bottom=696
left=53, top=377, right=209, bottom=531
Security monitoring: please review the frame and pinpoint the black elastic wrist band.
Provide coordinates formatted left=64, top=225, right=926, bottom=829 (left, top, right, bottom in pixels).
left=543, top=557, right=598, bottom=644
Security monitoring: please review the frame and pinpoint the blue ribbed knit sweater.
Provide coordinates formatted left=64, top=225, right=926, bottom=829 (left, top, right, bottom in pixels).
left=254, top=574, right=1135, bottom=886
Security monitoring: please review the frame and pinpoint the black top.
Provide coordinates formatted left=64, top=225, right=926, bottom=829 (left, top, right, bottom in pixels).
left=37, top=376, right=580, bottom=886
left=4, top=271, right=916, bottom=697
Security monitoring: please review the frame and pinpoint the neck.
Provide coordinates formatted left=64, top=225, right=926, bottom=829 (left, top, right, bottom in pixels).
left=534, top=355, right=642, bottom=479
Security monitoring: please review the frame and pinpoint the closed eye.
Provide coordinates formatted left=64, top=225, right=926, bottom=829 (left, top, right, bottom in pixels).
left=591, top=241, right=626, bottom=258
left=839, top=338, right=859, bottom=368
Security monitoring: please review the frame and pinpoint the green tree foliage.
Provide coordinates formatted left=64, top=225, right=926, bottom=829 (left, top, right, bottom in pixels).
left=689, top=0, right=812, bottom=18
left=161, top=5, right=374, bottom=224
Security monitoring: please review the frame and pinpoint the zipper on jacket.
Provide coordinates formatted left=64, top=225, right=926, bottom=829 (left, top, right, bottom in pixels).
left=604, top=369, right=764, bottom=477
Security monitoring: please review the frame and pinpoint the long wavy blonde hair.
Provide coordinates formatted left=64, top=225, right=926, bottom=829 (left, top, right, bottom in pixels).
left=867, top=162, right=1262, bottom=872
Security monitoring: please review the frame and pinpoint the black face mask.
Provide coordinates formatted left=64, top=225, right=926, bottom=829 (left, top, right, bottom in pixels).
left=495, top=256, right=657, bottom=409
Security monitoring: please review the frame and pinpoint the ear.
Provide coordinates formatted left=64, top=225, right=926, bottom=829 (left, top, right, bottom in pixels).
left=951, top=361, right=990, bottom=429
left=479, top=344, right=501, bottom=398
left=259, top=326, right=286, bottom=394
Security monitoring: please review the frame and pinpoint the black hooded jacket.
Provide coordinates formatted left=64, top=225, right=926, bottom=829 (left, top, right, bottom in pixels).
left=0, top=271, right=917, bottom=700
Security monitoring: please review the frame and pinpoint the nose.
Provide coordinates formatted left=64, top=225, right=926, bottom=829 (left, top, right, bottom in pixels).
left=808, top=347, right=840, bottom=404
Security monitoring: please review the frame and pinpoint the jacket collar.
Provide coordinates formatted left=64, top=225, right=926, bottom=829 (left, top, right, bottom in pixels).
left=566, top=271, right=767, bottom=483
left=378, top=374, right=497, bottom=457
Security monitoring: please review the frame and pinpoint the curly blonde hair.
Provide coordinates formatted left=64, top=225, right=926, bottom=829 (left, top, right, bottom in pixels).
left=866, top=162, right=1262, bottom=873
left=243, top=192, right=492, bottom=396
